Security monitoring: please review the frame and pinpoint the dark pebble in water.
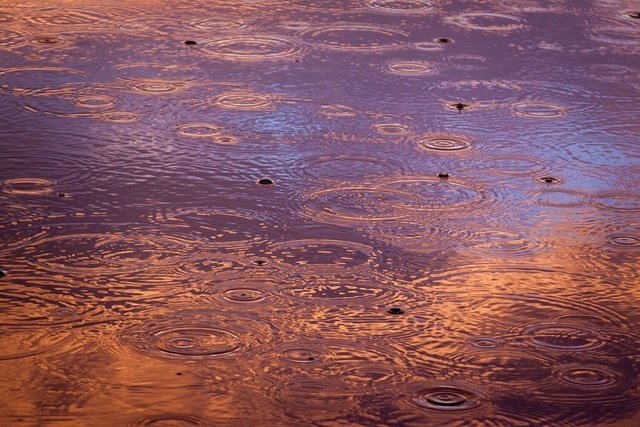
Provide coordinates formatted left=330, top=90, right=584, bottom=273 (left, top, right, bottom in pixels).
left=435, top=38, right=452, bottom=43
left=0, top=269, right=7, bottom=278
left=387, top=307, right=405, bottom=315
left=538, top=176, right=560, bottom=184
left=438, top=172, right=450, bottom=179
left=257, top=178, right=275, bottom=186
left=455, top=101, right=469, bottom=111
left=184, top=40, right=197, bottom=45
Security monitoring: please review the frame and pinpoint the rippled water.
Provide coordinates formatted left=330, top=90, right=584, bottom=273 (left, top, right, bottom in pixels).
left=1, top=0, right=639, bottom=425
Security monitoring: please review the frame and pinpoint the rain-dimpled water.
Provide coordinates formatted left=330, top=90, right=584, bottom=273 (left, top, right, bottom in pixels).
left=1, top=0, right=639, bottom=425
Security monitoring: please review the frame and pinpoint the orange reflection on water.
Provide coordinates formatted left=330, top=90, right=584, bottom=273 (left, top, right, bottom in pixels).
left=1, top=0, right=640, bottom=425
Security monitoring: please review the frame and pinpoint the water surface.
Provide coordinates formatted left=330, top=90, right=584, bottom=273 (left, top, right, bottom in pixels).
left=1, top=0, right=639, bottom=425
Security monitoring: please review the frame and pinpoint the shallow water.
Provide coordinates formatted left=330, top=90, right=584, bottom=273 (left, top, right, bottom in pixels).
left=0, top=0, right=639, bottom=425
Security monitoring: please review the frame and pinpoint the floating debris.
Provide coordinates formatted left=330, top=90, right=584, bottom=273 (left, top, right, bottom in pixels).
left=257, top=178, right=275, bottom=185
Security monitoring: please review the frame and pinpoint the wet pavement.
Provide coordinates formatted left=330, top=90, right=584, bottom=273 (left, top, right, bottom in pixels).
left=0, top=0, right=639, bottom=425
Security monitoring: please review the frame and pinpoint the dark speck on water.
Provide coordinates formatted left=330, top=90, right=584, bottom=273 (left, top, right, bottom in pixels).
left=257, top=178, right=275, bottom=185
left=0, top=1, right=639, bottom=425
left=455, top=100, right=469, bottom=113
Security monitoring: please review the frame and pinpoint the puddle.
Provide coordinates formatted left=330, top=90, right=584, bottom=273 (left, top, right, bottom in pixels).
left=0, top=1, right=639, bottom=425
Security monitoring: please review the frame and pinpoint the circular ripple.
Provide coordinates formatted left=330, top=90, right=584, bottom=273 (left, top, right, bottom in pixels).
left=469, top=337, right=503, bottom=349
left=2, top=178, right=55, bottom=196
left=525, top=323, right=604, bottom=351
left=282, top=348, right=323, bottom=363
left=73, top=95, right=117, bottom=110
left=120, top=312, right=270, bottom=359
left=202, top=36, right=299, bottom=60
left=0, top=328, right=77, bottom=361
left=153, top=327, right=240, bottom=356
left=534, top=189, right=587, bottom=208
left=211, top=135, right=239, bottom=145
left=176, top=123, right=224, bottom=138
left=97, top=111, right=141, bottom=123
left=0, top=152, right=95, bottom=190
left=281, top=273, right=392, bottom=304
left=190, top=18, right=245, bottom=31
left=450, top=350, right=555, bottom=390
left=269, top=239, right=378, bottom=270
left=286, top=283, right=386, bottom=300
left=466, top=229, right=543, bottom=257
left=372, top=123, right=410, bottom=135
left=304, top=187, right=415, bottom=224
left=413, top=41, right=444, bottom=51
left=25, top=7, right=118, bottom=27
left=319, top=104, right=357, bottom=118
left=0, top=66, right=87, bottom=91
left=429, top=79, right=521, bottom=104
left=222, top=288, right=266, bottom=303
left=380, top=178, right=483, bottom=211
left=212, top=92, right=272, bottom=110
left=256, top=340, right=405, bottom=403
left=178, top=253, right=248, bottom=281
left=479, top=155, right=548, bottom=175
left=446, top=12, right=526, bottom=31
left=512, top=102, right=566, bottom=118
left=366, top=0, right=434, bottom=14
left=162, top=208, right=268, bottom=248
left=128, top=414, right=209, bottom=426
left=125, top=79, right=191, bottom=95
left=595, top=193, right=640, bottom=212
left=385, top=60, right=433, bottom=76
left=555, top=365, right=619, bottom=388
left=32, top=35, right=68, bottom=45
left=302, top=24, right=408, bottom=51
left=418, top=133, right=472, bottom=151
left=296, top=155, right=402, bottom=182
left=411, top=385, right=489, bottom=413
left=607, top=235, right=640, bottom=247
left=24, top=233, right=191, bottom=274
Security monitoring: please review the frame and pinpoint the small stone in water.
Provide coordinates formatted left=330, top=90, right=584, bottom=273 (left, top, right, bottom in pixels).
left=257, top=178, right=275, bottom=186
